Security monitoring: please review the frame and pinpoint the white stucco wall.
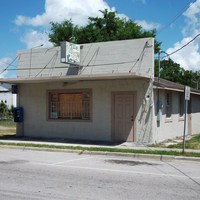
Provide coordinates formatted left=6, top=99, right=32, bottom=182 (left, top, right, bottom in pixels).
left=153, top=89, right=200, bottom=143
left=0, top=92, right=16, bottom=108
left=153, top=90, right=184, bottom=143
left=191, top=94, right=200, bottom=135
left=16, top=78, right=154, bottom=143
left=16, top=38, right=154, bottom=78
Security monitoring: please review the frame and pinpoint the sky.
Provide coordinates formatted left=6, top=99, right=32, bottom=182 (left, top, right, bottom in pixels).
left=0, top=0, right=200, bottom=78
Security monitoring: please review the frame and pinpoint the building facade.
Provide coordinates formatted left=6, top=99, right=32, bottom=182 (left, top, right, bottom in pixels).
left=0, top=38, right=199, bottom=144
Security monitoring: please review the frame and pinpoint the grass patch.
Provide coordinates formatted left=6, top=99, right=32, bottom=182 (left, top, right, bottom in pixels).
left=0, top=130, right=16, bottom=136
left=0, top=119, right=16, bottom=137
left=168, top=134, right=200, bottom=149
left=0, top=142, right=200, bottom=158
left=0, top=119, right=16, bottom=128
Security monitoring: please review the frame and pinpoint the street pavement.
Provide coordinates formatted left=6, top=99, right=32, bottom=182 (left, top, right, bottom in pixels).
left=0, top=147, right=199, bottom=200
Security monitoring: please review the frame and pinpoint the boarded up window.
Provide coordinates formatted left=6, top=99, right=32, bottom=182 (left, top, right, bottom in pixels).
left=49, top=90, right=91, bottom=120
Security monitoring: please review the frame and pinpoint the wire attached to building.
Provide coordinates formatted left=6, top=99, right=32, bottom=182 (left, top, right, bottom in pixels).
left=129, top=40, right=152, bottom=72
left=0, top=56, right=18, bottom=75
left=162, top=32, right=200, bottom=58
left=34, top=50, right=59, bottom=77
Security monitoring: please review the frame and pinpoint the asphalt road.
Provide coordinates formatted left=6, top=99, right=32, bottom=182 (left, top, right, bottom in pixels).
left=0, top=147, right=199, bottom=200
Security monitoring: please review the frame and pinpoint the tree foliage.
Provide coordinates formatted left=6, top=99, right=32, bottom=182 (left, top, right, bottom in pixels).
left=48, top=9, right=200, bottom=89
left=48, top=9, right=161, bottom=53
left=0, top=101, right=8, bottom=119
left=155, top=59, right=200, bottom=89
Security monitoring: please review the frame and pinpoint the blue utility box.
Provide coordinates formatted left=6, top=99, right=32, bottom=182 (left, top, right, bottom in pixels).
left=13, top=107, right=24, bottom=122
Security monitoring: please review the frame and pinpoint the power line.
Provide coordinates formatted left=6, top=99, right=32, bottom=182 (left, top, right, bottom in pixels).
left=165, top=32, right=200, bottom=57
left=157, top=0, right=196, bottom=35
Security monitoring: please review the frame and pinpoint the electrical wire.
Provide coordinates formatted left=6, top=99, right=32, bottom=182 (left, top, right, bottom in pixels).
left=129, top=40, right=151, bottom=72
left=0, top=60, right=16, bottom=68
left=1, top=40, right=153, bottom=76
left=35, top=50, right=59, bottom=77
left=163, top=32, right=200, bottom=58
left=4, top=59, right=139, bottom=72
left=157, top=0, right=196, bottom=35
left=0, top=56, right=18, bottom=75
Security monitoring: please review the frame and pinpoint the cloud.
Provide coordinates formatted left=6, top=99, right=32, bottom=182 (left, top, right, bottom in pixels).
left=136, top=20, right=160, bottom=30
left=182, top=0, right=200, bottom=37
left=20, top=30, right=53, bottom=49
left=167, top=37, right=200, bottom=71
left=15, top=0, right=111, bottom=27
left=0, top=57, right=12, bottom=78
left=15, top=0, right=113, bottom=49
left=166, top=0, right=200, bottom=71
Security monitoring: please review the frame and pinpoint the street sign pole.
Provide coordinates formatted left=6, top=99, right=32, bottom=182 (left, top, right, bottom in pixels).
left=182, top=86, right=190, bottom=153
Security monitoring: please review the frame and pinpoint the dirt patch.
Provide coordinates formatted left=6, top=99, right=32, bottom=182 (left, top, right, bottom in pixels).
left=0, top=125, right=15, bottom=130
left=0, top=125, right=16, bottom=137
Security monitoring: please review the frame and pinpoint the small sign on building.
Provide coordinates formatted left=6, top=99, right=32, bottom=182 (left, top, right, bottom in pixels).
left=184, top=86, right=190, bottom=101
left=60, top=41, right=80, bottom=64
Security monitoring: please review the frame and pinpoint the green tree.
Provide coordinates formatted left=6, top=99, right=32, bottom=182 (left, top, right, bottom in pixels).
left=155, top=59, right=200, bottom=89
left=183, top=70, right=197, bottom=89
left=48, top=9, right=161, bottom=53
left=155, top=59, right=185, bottom=83
left=0, top=101, right=8, bottom=119
left=48, top=9, right=199, bottom=89
left=49, top=20, right=79, bottom=45
left=193, top=70, right=200, bottom=89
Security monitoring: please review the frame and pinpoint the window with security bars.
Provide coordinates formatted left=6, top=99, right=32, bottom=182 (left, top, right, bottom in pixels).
left=179, top=93, right=184, bottom=117
left=49, top=90, right=91, bottom=120
left=166, top=91, right=172, bottom=118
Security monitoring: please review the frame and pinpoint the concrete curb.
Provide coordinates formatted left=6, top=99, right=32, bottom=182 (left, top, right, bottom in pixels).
left=0, top=143, right=199, bottom=162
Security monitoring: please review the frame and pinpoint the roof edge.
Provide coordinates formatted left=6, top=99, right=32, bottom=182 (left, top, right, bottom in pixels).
left=0, top=72, right=151, bottom=84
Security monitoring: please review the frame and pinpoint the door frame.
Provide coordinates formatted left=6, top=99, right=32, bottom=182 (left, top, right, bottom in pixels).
left=111, top=91, right=137, bottom=142
left=188, top=98, right=192, bottom=135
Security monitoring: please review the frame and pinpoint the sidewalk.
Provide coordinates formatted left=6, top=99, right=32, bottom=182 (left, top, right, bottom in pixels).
left=0, top=137, right=200, bottom=160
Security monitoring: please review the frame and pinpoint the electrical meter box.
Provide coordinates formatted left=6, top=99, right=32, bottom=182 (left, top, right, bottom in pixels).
left=13, top=107, right=24, bottom=122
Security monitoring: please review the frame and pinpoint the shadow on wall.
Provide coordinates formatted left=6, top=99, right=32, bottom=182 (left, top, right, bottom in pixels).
left=66, top=65, right=82, bottom=76
left=138, top=101, right=153, bottom=144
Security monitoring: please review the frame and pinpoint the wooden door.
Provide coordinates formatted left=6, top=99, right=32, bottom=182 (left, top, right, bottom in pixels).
left=114, top=94, right=134, bottom=142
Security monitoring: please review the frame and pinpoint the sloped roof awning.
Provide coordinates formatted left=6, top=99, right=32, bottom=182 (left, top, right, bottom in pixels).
left=0, top=72, right=151, bottom=84
left=153, top=77, right=200, bottom=96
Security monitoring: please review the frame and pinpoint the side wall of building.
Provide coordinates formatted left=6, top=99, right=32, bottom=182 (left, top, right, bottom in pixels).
left=191, top=94, right=200, bottom=135
left=153, top=89, right=200, bottom=143
left=16, top=79, right=154, bottom=143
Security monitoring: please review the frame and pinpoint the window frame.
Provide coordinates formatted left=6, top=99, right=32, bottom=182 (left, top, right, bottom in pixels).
left=179, top=92, right=184, bottom=120
left=165, top=91, right=172, bottom=122
left=47, top=89, right=92, bottom=121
